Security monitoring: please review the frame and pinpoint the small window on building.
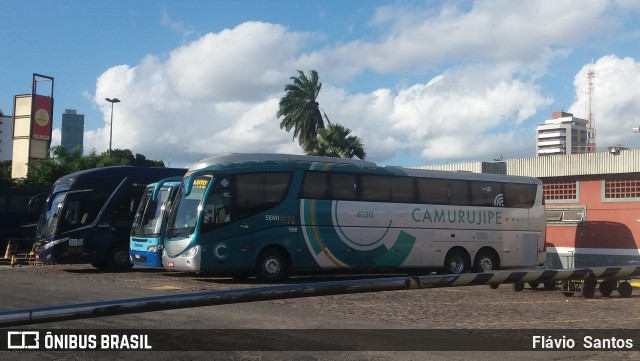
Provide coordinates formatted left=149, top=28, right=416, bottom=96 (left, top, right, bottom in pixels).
left=543, top=181, right=577, bottom=201
left=604, top=178, right=640, bottom=199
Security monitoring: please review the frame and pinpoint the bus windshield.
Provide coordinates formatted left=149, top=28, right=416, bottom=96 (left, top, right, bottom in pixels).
left=131, top=186, right=172, bottom=237
left=37, top=190, right=103, bottom=238
left=166, top=175, right=213, bottom=239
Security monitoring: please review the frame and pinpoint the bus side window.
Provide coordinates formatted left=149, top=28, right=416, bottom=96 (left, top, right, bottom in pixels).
left=264, top=173, right=292, bottom=206
left=449, top=180, right=470, bottom=206
left=360, top=175, right=391, bottom=202
left=329, top=174, right=357, bottom=200
left=417, top=178, right=448, bottom=204
left=470, top=181, right=503, bottom=207
left=235, top=172, right=292, bottom=217
left=391, top=177, right=415, bottom=203
left=504, top=183, right=536, bottom=208
left=300, top=172, right=328, bottom=199
left=110, top=195, right=140, bottom=228
left=202, top=178, right=233, bottom=230
left=65, top=201, right=81, bottom=225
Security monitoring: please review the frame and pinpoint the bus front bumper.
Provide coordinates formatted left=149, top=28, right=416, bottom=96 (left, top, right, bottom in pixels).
left=130, top=250, right=163, bottom=268
left=162, top=245, right=201, bottom=272
left=34, top=238, right=89, bottom=265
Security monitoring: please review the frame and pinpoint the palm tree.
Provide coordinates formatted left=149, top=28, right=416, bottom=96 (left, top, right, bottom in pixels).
left=277, top=70, right=330, bottom=147
left=303, top=123, right=366, bottom=160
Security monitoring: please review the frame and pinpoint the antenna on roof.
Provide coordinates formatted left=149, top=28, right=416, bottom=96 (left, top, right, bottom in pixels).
left=586, top=66, right=596, bottom=153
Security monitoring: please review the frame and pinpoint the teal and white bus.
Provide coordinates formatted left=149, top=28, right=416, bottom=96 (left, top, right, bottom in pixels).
left=163, top=153, right=545, bottom=281
left=129, top=177, right=184, bottom=267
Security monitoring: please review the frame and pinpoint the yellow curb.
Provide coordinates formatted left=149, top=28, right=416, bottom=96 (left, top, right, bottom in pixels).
left=146, top=285, right=182, bottom=290
left=631, top=282, right=640, bottom=288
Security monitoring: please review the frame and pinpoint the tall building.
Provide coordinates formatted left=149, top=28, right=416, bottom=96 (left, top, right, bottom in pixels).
left=61, top=109, right=84, bottom=152
left=0, top=107, right=12, bottom=161
left=536, top=111, right=589, bottom=156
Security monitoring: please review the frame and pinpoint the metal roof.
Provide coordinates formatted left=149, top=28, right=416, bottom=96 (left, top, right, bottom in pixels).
left=416, top=148, right=640, bottom=178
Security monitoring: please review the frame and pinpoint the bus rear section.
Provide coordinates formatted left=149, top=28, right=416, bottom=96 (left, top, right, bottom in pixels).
left=129, top=179, right=182, bottom=267
left=34, top=166, right=187, bottom=271
left=0, top=187, right=47, bottom=255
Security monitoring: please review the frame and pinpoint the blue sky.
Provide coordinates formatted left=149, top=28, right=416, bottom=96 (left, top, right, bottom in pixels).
left=2, top=0, right=640, bottom=168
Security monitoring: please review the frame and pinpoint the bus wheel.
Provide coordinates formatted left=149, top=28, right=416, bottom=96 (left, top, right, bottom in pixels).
left=106, top=246, right=133, bottom=272
left=599, top=280, right=614, bottom=297
left=618, top=282, right=632, bottom=298
left=256, top=248, right=289, bottom=282
left=473, top=251, right=497, bottom=273
left=543, top=281, right=557, bottom=291
left=444, top=249, right=470, bottom=274
left=581, top=282, right=596, bottom=298
left=528, top=282, right=540, bottom=289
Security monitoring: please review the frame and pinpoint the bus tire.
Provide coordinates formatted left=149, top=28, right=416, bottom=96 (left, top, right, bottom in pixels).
left=256, top=248, right=289, bottom=282
left=106, top=246, right=133, bottom=272
left=599, top=280, right=615, bottom=297
left=473, top=250, right=498, bottom=272
left=444, top=248, right=470, bottom=274
left=544, top=281, right=557, bottom=291
left=528, top=282, right=540, bottom=289
left=618, top=281, right=632, bottom=298
left=581, top=282, right=596, bottom=298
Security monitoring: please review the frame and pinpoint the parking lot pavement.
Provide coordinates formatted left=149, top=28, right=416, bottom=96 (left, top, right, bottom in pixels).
left=1, top=264, right=639, bottom=360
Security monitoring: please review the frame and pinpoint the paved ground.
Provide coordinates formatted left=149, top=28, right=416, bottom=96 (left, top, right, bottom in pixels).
left=1, top=263, right=639, bottom=360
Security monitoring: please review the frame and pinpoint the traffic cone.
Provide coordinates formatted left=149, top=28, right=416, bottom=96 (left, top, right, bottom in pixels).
left=4, top=241, right=11, bottom=259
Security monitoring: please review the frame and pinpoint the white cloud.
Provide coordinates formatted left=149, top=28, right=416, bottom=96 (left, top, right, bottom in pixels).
left=310, top=0, right=613, bottom=77
left=568, top=55, right=640, bottom=150
left=161, top=8, right=199, bottom=42
left=83, top=1, right=640, bottom=169
left=164, top=22, right=308, bottom=102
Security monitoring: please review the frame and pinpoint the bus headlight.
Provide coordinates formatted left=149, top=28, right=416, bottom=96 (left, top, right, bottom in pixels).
left=147, top=245, right=161, bottom=252
left=180, top=246, right=199, bottom=257
left=41, top=238, right=69, bottom=250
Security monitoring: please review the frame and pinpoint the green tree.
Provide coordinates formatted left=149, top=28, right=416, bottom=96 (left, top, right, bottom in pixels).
left=21, top=146, right=165, bottom=189
left=303, top=123, right=366, bottom=160
left=0, top=160, right=15, bottom=186
left=277, top=69, right=331, bottom=147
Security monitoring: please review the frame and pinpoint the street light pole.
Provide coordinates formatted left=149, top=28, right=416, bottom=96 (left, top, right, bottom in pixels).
left=105, top=98, right=121, bottom=157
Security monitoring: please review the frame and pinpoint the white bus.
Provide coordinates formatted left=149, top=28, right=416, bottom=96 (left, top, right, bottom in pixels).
left=163, top=153, right=546, bottom=281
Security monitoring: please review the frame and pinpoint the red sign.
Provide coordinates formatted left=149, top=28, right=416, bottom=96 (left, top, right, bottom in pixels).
left=31, top=94, right=53, bottom=141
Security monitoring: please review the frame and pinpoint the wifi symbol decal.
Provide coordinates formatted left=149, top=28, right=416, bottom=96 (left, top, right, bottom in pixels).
left=494, top=194, right=505, bottom=207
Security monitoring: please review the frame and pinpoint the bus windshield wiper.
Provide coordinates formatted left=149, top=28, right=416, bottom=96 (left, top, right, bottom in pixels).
left=165, top=228, right=183, bottom=238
